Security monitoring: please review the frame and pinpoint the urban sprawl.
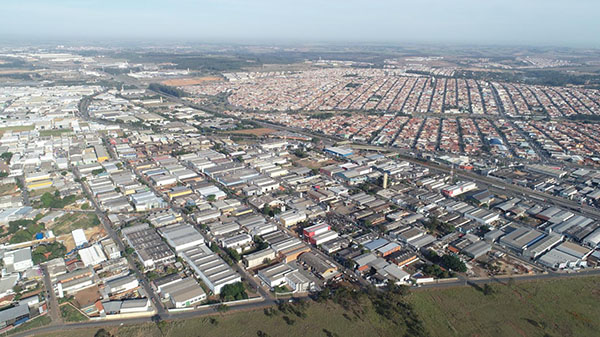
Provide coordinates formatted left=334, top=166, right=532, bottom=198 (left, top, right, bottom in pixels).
left=0, top=50, right=599, bottom=333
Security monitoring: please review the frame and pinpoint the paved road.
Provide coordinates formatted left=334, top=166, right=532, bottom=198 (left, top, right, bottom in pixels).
left=40, top=265, right=62, bottom=325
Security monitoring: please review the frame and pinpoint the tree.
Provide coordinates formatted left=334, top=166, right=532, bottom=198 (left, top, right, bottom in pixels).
left=483, top=283, right=494, bottom=296
left=207, top=194, right=216, bottom=202
left=220, top=282, right=247, bottom=301
left=0, top=152, right=13, bottom=162
left=440, top=254, right=467, bottom=273
left=94, top=329, right=112, bottom=337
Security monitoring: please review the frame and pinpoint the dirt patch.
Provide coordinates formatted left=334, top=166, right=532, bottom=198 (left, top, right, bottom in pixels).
left=60, top=225, right=106, bottom=251
left=228, top=128, right=277, bottom=136
left=161, top=76, right=222, bottom=86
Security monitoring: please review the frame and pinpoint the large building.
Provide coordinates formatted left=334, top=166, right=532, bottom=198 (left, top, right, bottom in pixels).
left=122, top=224, right=175, bottom=270
left=3, top=248, right=33, bottom=273
left=160, top=223, right=204, bottom=252
left=160, top=277, right=206, bottom=308
left=180, top=244, right=241, bottom=294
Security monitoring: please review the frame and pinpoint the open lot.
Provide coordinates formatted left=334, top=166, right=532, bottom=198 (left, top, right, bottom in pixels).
left=0, top=125, right=34, bottom=136
left=411, top=276, right=600, bottom=337
left=49, top=212, right=101, bottom=235
left=0, top=183, right=17, bottom=197
left=161, top=76, right=222, bottom=86
left=227, top=128, right=277, bottom=137
left=60, top=225, right=105, bottom=251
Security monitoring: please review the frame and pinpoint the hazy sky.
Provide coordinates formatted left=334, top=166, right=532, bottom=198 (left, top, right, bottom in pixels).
left=1, top=0, right=599, bottom=47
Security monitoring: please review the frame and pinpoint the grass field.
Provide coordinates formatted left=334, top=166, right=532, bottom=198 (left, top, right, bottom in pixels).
left=39, top=297, right=402, bottom=337
left=35, top=276, right=600, bottom=337
left=410, top=276, right=600, bottom=337
left=51, top=212, right=100, bottom=235
left=39, top=129, right=73, bottom=137
left=60, top=304, right=89, bottom=322
left=6, top=315, right=51, bottom=335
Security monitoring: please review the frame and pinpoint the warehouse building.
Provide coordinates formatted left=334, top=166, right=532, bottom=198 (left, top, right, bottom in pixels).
left=160, top=277, right=206, bottom=308
left=243, top=248, right=276, bottom=269
left=160, top=223, right=204, bottom=252
left=122, top=224, right=175, bottom=270
left=180, top=245, right=241, bottom=294
left=258, top=263, right=295, bottom=288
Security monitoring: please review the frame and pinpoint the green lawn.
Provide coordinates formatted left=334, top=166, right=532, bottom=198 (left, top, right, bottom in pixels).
left=39, top=129, right=73, bottom=137
left=410, top=276, right=600, bottom=337
left=60, top=304, right=89, bottom=322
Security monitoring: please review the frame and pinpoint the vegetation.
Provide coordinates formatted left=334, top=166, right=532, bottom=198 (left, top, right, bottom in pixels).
left=424, top=250, right=467, bottom=273
left=6, top=315, right=51, bottom=335
left=220, top=282, right=248, bottom=301
left=261, top=205, right=281, bottom=217
left=8, top=221, right=45, bottom=244
left=225, top=248, right=241, bottom=262
left=51, top=213, right=100, bottom=235
left=32, top=242, right=67, bottom=264
left=60, top=304, right=88, bottom=322
left=310, top=112, right=334, bottom=120
left=0, top=152, right=13, bottom=162
left=424, top=217, right=455, bottom=235
left=35, top=276, right=600, bottom=337
left=38, top=191, right=77, bottom=209
left=148, top=83, right=188, bottom=98
left=293, top=149, right=308, bottom=158
left=91, top=168, right=106, bottom=176
left=39, top=129, right=72, bottom=137
left=411, top=276, right=600, bottom=337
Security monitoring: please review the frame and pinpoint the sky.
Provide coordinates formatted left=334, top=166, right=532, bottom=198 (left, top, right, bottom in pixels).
left=1, top=0, right=599, bottom=48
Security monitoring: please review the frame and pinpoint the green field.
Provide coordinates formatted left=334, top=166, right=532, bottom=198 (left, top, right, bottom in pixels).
left=39, top=128, right=73, bottom=137
left=34, top=276, right=600, bottom=337
left=60, top=304, right=89, bottom=322
left=410, top=276, right=600, bottom=337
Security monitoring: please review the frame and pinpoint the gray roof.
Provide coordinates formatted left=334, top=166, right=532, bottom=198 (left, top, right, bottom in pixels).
left=0, top=304, right=29, bottom=323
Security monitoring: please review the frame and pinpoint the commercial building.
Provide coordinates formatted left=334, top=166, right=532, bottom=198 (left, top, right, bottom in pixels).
left=243, top=248, right=276, bottom=269
left=442, top=181, right=477, bottom=197
left=258, top=263, right=295, bottom=288
left=3, top=248, right=33, bottom=273
left=78, top=244, right=108, bottom=267
left=160, top=277, right=206, bottom=308
left=180, top=245, right=241, bottom=294
left=160, top=223, right=204, bottom=252
left=122, top=224, right=175, bottom=270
